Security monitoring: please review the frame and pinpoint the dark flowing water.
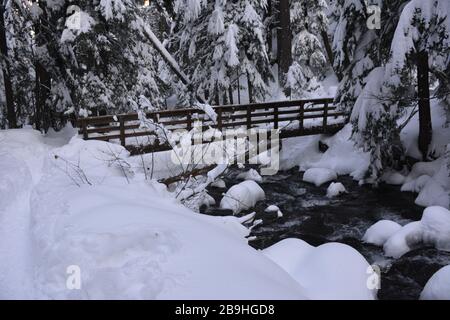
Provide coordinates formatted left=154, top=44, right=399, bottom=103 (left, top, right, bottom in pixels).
left=204, top=166, right=450, bottom=300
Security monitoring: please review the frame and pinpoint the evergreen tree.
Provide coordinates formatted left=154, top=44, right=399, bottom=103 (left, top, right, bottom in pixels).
left=286, top=0, right=328, bottom=97
left=349, top=0, right=450, bottom=180
left=170, top=0, right=271, bottom=105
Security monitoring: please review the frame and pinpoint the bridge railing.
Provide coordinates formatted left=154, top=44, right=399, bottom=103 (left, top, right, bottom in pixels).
left=77, top=98, right=346, bottom=150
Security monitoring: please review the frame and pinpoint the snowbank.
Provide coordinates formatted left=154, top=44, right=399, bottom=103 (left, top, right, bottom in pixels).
left=326, top=182, right=347, bottom=198
left=1, top=129, right=309, bottom=299
left=401, top=157, right=450, bottom=209
left=366, top=206, right=450, bottom=258
left=362, top=220, right=402, bottom=246
left=220, top=181, right=265, bottom=214
left=280, top=124, right=370, bottom=181
left=263, top=238, right=377, bottom=300
left=420, top=265, right=450, bottom=300
left=303, top=168, right=337, bottom=187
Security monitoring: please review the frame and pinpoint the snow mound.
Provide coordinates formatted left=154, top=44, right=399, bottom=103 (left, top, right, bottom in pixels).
left=381, top=170, right=406, bottom=185
left=211, top=179, right=226, bottom=188
left=400, top=150, right=450, bottom=209
left=421, top=206, right=450, bottom=251
left=420, top=265, right=450, bottom=300
left=280, top=125, right=370, bottom=181
left=326, top=182, right=347, bottom=198
left=236, top=168, right=262, bottom=182
left=10, top=134, right=306, bottom=299
left=380, top=206, right=450, bottom=258
left=383, top=221, right=423, bottom=258
left=362, top=220, right=402, bottom=246
left=263, top=238, right=377, bottom=300
left=220, top=181, right=265, bottom=214
left=265, top=205, right=283, bottom=218
left=401, top=174, right=431, bottom=193
left=303, top=168, right=337, bottom=187
left=415, top=178, right=449, bottom=209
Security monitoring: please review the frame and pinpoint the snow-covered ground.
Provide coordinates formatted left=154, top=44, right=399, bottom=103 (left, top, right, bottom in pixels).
left=0, top=128, right=308, bottom=299
left=0, top=127, right=378, bottom=300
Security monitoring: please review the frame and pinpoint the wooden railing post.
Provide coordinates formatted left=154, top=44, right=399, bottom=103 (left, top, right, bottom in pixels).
left=323, top=101, right=328, bottom=132
left=82, top=119, right=88, bottom=140
left=246, top=106, right=252, bottom=129
left=187, top=112, right=192, bottom=131
left=217, top=107, right=222, bottom=131
left=119, top=116, right=126, bottom=146
left=274, top=106, right=279, bottom=129
left=299, top=102, right=304, bottom=131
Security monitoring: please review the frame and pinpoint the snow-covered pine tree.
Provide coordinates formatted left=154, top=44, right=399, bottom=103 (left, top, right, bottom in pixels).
left=350, top=0, right=450, bottom=181
left=170, top=0, right=271, bottom=105
left=385, top=0, right=450, bottom=158
left=60, top=0, right=167, bottom=116
left=286, top=0, right=328, bottom=97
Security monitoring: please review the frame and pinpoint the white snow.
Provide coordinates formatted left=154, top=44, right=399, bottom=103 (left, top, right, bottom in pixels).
left=421, top=206, right=450, bottom=252
left=220, top=180, right=265, bottom=214
left=265, top=205, right=283, bottom=218
left=0, top=128, right=308, bottom=299
left=400, top=156, right=450, bottom=209
left=362, top=220, right=402, bottom=246
left=326, top=182, right=347, bottom=198
left=263, top=238, right=377, bottom=300
left=303, top=168, right=337, bottom=187
left=236, top=168, right=262, bottom=182
left=211, top=178, right=226, bottom=188
left=420, top=265, right=450, bottom=300
left=381, top=170, right=407, bottom=185
left=367, top=206, right=450, bottom=258
left=280, top=124, right=370, bottom=181
left=383, top=221, right=423, bottom=258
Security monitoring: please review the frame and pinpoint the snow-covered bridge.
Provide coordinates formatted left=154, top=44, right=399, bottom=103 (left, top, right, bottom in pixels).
left=77, top=98, right=348, bottom=155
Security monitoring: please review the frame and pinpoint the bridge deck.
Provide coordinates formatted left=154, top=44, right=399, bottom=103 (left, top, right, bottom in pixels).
left=77, top=98, right=347, bottom=155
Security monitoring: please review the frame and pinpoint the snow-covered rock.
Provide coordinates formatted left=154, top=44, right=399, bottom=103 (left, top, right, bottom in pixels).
left=303, top=168, right=337, bottom=187
left=401, top=174, right=431, bottom=193
left=421, top=206, right=450, bottom=251
left=381, top=170, right=406, bottom=185
left=401, top=156, right=450, bottom=209
left=265, top=205, right=283, bottom=218
left=263, top=238, right=377, bottom=300
left=372, top=207, right=450, bottom=258
left=280, top=125, right=370, bottom=181
left=211, top=178, right=226, bottom=188
left=220, top=181, right=265, bottom=214
left=363, top=220, right=402, bottom=246
left=236, top=168, right=262, bottom=182
left=383, top=221, right=423, bottom=258
left=420, top=265, right=450, bottom=300
left=326, top=182, right=347, bottom=198
left=415, top=178, right=449, bottom=209
left=199, top=193, right=216, bottom=208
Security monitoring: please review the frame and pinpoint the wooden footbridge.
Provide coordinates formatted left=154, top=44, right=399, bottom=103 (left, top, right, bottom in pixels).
left=77, top=98, right=347, bottom=155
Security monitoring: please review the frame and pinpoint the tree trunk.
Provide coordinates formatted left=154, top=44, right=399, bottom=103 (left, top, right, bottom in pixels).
left=228, top=85, right=233, bottom=105
left=417, top=50, right=432, bottom=160
left=321, top=30, right=334, bottom=67
left=277, top=0, right=292, bottom=91
left=33, top=1, right=51, bottom=132
left=0, top=4, right=16, bottom=128
left=247, top=72, right=253, bottom=103
left=266, top=0, right=273, bottom=57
